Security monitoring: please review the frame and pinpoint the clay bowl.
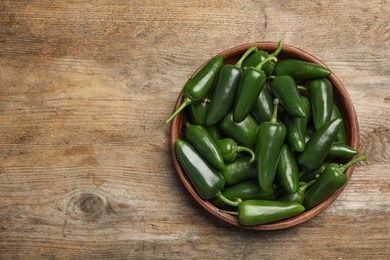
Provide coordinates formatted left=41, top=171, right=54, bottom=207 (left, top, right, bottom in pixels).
left=169, top=42, right=359, bottom=230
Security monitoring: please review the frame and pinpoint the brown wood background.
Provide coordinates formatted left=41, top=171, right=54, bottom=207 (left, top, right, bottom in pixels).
left=0, top=1, right=389, bottom=259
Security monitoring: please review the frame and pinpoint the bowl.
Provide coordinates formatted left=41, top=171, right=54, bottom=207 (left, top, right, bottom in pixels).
left=169, top=42, right=360, bottom=230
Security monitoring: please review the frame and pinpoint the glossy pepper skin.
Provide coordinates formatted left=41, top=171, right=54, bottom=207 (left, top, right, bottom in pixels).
left=251, top=85, right=274, bottom=124
left=236, top=200, right=305, bottom=225
left=221, top=156, right=257, bottom=186
left=219, top=111, right=258, bottom=151
left=185, top=122, right=226, bottom=171
left=206, top=47, right=258, bottom=126
left=233, top=56, right=278, bottom=123
left=274, top=59, right=331, bottom=82
left=309, top=78, right=334, bottom=130
left=255, top=98, right=287, bottom=190
left=174, top=139, right=225, bottom=200
left=188, top=98, right=210, bottom=127
left=276, top=144, right=300, bottom=194
left=216, top=138, right=255, bottom=163
left=285, top=95, right=311, bottom=152
left=270, top=75, right=307, bottom=118
left=241, top=41, right=284, bottom=76
left=304, top=156, right=367, bottom=209
left=166, top=55, right=223, bottom=123
left=330, top=104, right=347, bottom=144
left=211, top=180, right=275, bottom=210
left=277, top=179, right=316, bottom=204
left=326, top=142, right=358, bottom=159
left=298, top=118, right=342, bottom=171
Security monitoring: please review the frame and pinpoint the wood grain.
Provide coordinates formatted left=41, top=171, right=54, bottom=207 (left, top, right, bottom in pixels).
left=0, top=0, right=389, bottom=259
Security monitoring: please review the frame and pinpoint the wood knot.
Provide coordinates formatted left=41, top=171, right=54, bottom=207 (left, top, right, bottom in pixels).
left=66, top=191, right=114, bottom=221
left=79, top=194, right=104, bottom=217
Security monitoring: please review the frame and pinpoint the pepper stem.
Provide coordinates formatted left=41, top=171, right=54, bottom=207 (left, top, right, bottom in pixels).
left=298, top=179, right=316, bottom=195
left=270, top=40, right=283, bottom=58
left=254, top=56, right=278, bottom=71
left=165, top=97, right=192, bottom=124
left=235, top=46, right=258, bottom=68
left=270, top=98, right=280, bottom=124
left=297, top=85, right=308, bottom=91
left=340, top=155, right=367, bottom=173
left=236, top=146, right=255, bottom=163
left=218, top=209, right=239, bottom=216
left=215, top=191, right=242, bottom=207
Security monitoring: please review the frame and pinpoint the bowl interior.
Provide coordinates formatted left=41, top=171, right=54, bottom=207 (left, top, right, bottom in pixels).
left=170, top=42, right=359, bottom=230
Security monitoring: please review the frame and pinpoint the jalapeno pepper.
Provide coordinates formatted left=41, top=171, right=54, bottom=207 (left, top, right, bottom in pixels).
left=174, top=139, right=241, bottom=207
left=216, top=138, right=255, bottom=163
left=219, top=111, right=258, bottom=151
left=274, top=59, right=331, bottom=82
left=270, top=75, right=307, bottom=118
left=299, top=165, right=325, bottom=183
left=251, top=84, right=274, bottom=124
left=185, top=122, right=226, bottom=171
left=308, top=78, right=334, bottom=130
left=326, top=142, right=358, bottom=159
left=221, top=200, right=305, bottom=226
left=188, top=98, right=210, bottom=127
left=304, top=131, right=357, bottom=159
left=206, top=47, right=258, bottom=126
left=205, top=124, right=223, bottom=142
left=277, top=179, right=316, bottom=204
left=276, top=144, right=300, bottom=194
left=221, top=156, right=257, bottom=187
left=304, top=155, right=367, bottom=209
left=255, top=98, right=287, bottom=190
left=298, top=118, right=342, bottom=171
left=330, top=104, right=347, bottom=144
left=211, top=180, right=275, bottom=210
left=166, top=55, right=223, bottom=123
left=285, top=95, right=312, bottom=152
left=233, top=56, right=278, bottom=123
left=241, top=41, right=284, bottom=76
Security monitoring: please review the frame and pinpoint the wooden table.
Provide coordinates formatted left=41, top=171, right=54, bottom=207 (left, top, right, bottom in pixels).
left=1, top=1, right=389, bottom=259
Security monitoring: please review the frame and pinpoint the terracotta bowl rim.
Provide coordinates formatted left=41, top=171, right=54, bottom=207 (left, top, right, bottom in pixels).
left=169, top=41, right=360, bottom=230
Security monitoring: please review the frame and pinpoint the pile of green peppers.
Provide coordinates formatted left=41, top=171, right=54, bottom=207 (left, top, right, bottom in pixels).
left=166, top=41, right=367, bottom=226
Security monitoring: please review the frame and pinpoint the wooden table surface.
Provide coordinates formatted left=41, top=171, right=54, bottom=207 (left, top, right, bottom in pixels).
left=1, top=1, right=389, bottom=259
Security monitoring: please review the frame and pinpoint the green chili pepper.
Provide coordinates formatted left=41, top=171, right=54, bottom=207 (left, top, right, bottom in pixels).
left=221, top=200, right=305, bottom=226
left=219, top=111, right=258, bottom=151
left=216, top=138, right=255, bottom=163
left=185, top=122, right=226, bottom=171
left=327, top=142, right=358, bottom=159
left=211, top=180, right=275, bottom=210
left=221, top=156, right=257, bottom=187
left=251, top=84, right=274, bottom=124
left=304, top=132, right=357, bottom=159
left=174, top=139, right=241, bottom=207
left=276, top=144, right=300, bottom=194
left=304, top=156, right=367, bottom=209
left=270, top=75, right=307, bottom=118
left=188, top=98, right=210, bottom=127
left=166, top=55, right=223, bottom=123
left=330, top=104, right=347, bottom=144
left=205, top=124, right=223, bottom=142
left=233, top=56, right=278, bottom=123
left=299, top=165, right=325, bottom=182
left=285, top=95, right=312, bottom=152
left=309, top=78, right=334, bottom=130
left=255, top=98, right=287, bottom=190
left=241, top=41, right=284, bottom=76
left=206, top=47, right=258, bottom=126
left=277, top=179, right=316, bottom=204
left=274, top=59, right=331, bottom=82
left=298, top=118, right=342, bottom=171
